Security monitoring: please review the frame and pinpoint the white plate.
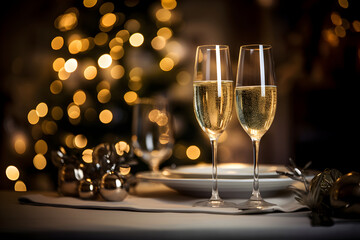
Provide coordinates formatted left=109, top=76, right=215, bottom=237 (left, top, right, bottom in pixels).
left=162, top=163, right=287, bottom=179
left=136, top=171, right=297, bottom=198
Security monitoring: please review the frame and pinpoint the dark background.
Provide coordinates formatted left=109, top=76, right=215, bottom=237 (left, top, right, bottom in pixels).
left=1, top=0, right=359, bottom=191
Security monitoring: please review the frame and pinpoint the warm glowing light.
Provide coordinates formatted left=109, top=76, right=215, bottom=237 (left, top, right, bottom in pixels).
left=109, top=37, right=123, bottom=48
left=36, top=102, right=48, bottom=117
left=14, top=135, right=26, bottom=154
left=84, top=65, right=97, bottom=80
left=352, top=20, right=360, bottom=32
left=128, top=81, right=142, bottom=91
left=186, top=145, right=201, bottom=160
left=65, top=134, right=75, bottom=148
left=58, top=67, right=71, bottom=80
left=156, top=9, right=171, bottom=22
left=97, top=81, right=110, bottom=91
left=68, top=39, right=82, bottom=54
left=98, top=54, right=112, bottom=68
left=110, top=45, right=124, bottom=60
left=50, top=80, right=63, bottom=94
left=116, top=30, right=130, bottom=42
left=53, top=57, right=65, bottom=72
left=84, top=0, right=97, bottom=8
left=157, top=27, right=173, bottom=40
left=99, top=109, right=113, bottom=124
left=115, top=141, right=130, bottom=156
left=161, top=0, right=177, bottom=10
left=129, top=33, right=144, bottom=47
left=99, top=2, right=114, bottom=15
left=124, top=19, right=141, bottom=32
left=159, top=57, right=174, bottom=71
left=74, top=134, right=87, bottom=148
left=28, top=109, right=39, bottom=125
left=97, top=89, right=111, bottom=103
left=331, top=12, right=342, bottom=26
left=156, top=114, right=168, bottom=126
left=148, top=109, right=161, bottom=122
left=33, top=154, right=47, bottom=170
left=6, top=165, right=20, bottom=181
left=335, top=25, right=346, bottom=38
left=56, top=12, right=78, bottom=31
left=64, top=58, right=78, bottom=73
left=42, top=120, right=58, bottom=135
left=176, top=71, right=191, bottom=86
left=101, top=13, right=117, bottom=27
left=51, top=36, right=64, bottom=50
left=338, top=0, right=348, bottom=8
left=73, top=90, right=86, bottom=105
left=94, top=32, right=108, bottom=46
left=151, top=36, right=166, bottom=50
left=159, top=133, right=170, bottom=144
left=51, top=106, right=63, bottom=120
left=322, top=29, right=339, bottom=47
left=14, top=180, right=27, bottom=192
left=129, top=67, right=143, bottom=80
left=110, top=65, right=125, bottom=79
left=35, top=139, right=48, bottom=154
left=124, top=91, right=138, bottom=104
left=68, top=103, right=81, bottom=119
left=82, top=149, right=93, bottom=163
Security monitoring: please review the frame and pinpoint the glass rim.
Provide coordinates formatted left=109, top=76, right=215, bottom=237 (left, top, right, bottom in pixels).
left=240, top=44, right=272, bottom=50
left=197, top=44, right=229, bottom=50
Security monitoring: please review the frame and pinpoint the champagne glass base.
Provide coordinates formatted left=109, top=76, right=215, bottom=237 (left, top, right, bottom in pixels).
left=193, top=199, right=237, bottom=208
left=237, top=199, right=276, bottom=210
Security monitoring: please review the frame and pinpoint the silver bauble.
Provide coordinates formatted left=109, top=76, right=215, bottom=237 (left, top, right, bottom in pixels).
left=78, top=179, right=97, bottom=200
left=99, top=172, right=127, bottom=201
left=58, top=164, right=84, bottom=197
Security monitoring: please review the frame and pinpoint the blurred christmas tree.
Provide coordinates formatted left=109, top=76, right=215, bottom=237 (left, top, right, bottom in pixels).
left=5, top=0, right=198, bottom=191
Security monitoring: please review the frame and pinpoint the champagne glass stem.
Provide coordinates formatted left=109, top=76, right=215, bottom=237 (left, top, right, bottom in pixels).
left=210, top=138, right=220, bottom=201
left=250, top=139, right=262, bottom=201
left=151, top=164, right=159, bottom=173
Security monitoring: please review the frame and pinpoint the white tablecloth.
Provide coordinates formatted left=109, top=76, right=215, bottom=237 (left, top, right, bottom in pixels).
left=1, top=183, right=359, bottom=240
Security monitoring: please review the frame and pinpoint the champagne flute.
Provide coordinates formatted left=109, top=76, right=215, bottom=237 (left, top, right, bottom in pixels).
left=132, top=98, right=174, bottom=176
left=235, top=44, right=277, bottom=210
left=193, top=45, right=236, bottom=208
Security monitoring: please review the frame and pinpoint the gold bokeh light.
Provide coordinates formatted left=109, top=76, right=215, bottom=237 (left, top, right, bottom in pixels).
left=6, top=165, right=20, bottom=181
left=33, top=154, right=47, bottom=170
left=186, top=145, right=201, bottom=160
left=73, top=90, right=87, bottom=105
left=84, top=65, right=97, bottom=80
left=98, top=54, right=112, bottom=68
left=51, top=36, right=64, bottom=50
left=97, top=89, right=111, bottom=103
left=99, top=109, right=113, bottom=124
left=129, top=33, right=144, bottom=47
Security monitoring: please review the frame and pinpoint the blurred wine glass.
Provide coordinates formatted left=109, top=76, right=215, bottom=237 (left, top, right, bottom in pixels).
left=132, top=98, right=174, bottom=175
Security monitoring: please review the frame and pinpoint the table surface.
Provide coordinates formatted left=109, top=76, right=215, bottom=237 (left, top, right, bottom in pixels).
left=0, top=187, right=359, bottom=240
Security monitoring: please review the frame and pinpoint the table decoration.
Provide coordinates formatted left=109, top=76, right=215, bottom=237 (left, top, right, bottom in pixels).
left=51, top=142, right=137, bottom=201
left=277, top=158, right=360, bottom=226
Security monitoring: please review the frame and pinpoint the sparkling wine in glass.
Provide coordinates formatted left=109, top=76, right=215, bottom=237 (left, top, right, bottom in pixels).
left=235, top=44, right=277, bottom=210
left=193, top=45, right=236, bottom=208
left=132, top=98, right=174, bottom=176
